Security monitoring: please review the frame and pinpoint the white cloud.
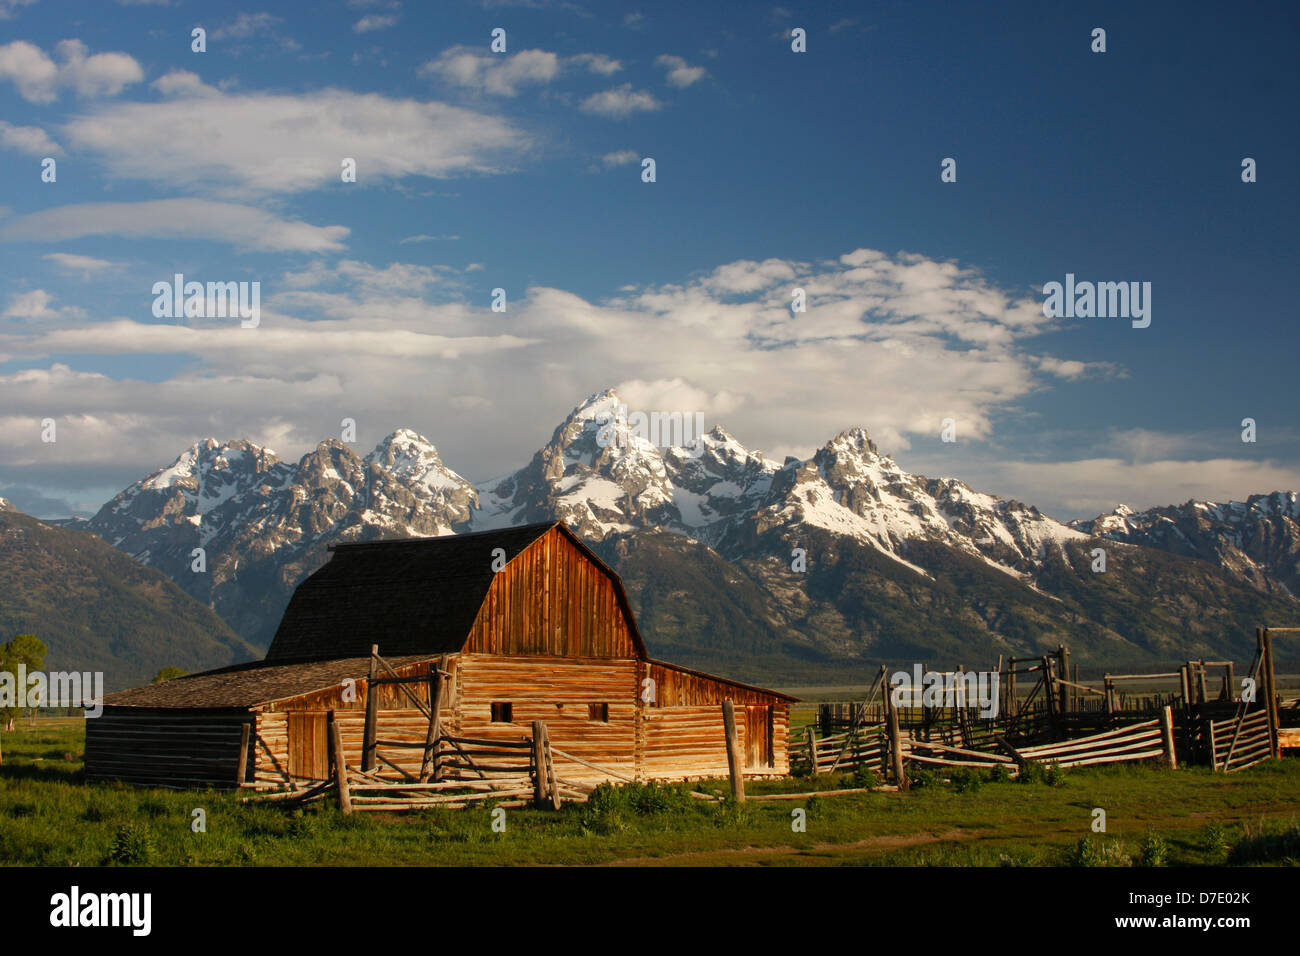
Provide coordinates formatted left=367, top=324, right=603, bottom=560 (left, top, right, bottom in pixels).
left=43, top=252, right=114, bottom=275
left=61, top=86, right=528, bottom=197
left=0, top=0, right=37, bottom=18
left=600, top=150, right=639, bottom=167
left=655, top=54, right=707, bottom=88
left=0, top=120, right=60, bottom=155
left=150, top=69, right=219, bottom=98
left=210, top=12, right=280, bottom=40
left=0, top=199, right=349, bottom=252
left=399, top=234, right=460, bottom=243
left=0, top=39, right=143, bottom=103
left=979, top=457, right=1300, bottom=520
left=354, top=14, right=397, bottom=32
left=0, top=247, right=1164, bottom=496
left=580, top=84, right=661, bottom=118
left=3, top=289, right=63, bottom=321
left=570, top=53, right=622, bottom=75
left=421, top=46, right=561, bottom=97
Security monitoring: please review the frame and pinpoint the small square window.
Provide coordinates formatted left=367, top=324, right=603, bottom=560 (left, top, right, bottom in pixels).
left=491, top=702, right=512, bottom=722
left=588, top=703, right=609, bottom=722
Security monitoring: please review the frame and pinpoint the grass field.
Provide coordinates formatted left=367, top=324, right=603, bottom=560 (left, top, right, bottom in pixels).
left=2, top=718, right=1298, bottom=867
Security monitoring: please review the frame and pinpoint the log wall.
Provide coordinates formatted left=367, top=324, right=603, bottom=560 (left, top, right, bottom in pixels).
left=454, top=654, right=639, bottom=785
left=86, top=707, right=254, bottom=788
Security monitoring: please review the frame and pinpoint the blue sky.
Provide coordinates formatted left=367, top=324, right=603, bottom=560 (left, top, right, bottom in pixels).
left=0, top=0, right=1296, bottom=519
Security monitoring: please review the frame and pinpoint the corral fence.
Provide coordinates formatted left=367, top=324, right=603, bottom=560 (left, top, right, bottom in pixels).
left=799, top=627, right=1295, bottom=785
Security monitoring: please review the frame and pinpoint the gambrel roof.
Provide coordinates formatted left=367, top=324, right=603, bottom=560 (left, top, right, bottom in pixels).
left=263, top=521, right=647, bottom=664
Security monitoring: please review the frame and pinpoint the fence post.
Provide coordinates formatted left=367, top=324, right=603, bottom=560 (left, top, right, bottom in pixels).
left=1262, top=628, right=1280, bottom=759
left=884, top=684, right=909, bottom=791
left=1058, top=645, right=1071, bottom=715
left=805, top=726, right=820, bottom=776
left=420, top=656, right=445, bottom=782
left=235, top=721, right=250, bottom=787
left=362, top=644, right=379, bottom=773
left=328, top=709, right=352, bottom=814
left=531, top=719, right=551, bottom=808
left=1159, top=705, right=1177, bottom=770
left=721, top=701, right=745, bottom=802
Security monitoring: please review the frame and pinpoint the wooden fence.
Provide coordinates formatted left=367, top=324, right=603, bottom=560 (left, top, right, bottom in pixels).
left=1209, top=709, right=1272, bottom=774
left=1009, top=715, right=1172, bottom=769
left=799, top=708, right=1177, bottom=782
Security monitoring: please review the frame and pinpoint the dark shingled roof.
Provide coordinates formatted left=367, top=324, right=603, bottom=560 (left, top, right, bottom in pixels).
left=102, top=654, right=435, bottom=710
left=264, top=522, right=568, bottom=664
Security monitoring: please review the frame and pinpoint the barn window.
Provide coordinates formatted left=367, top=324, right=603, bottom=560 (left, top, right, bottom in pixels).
left=588, top=703, right=609, bottom=722
left=491, top=702, right=512, bottom=722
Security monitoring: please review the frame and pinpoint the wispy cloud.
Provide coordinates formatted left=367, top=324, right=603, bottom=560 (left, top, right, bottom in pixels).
left=60, top=84, right=529, bottom=197
left=353, top=14, right=397, bottom=33
left=0, top=200, right=349, bottom=252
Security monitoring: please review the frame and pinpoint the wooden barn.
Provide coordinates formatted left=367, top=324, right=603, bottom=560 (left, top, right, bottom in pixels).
left=86, top=522, right=794, bottom=789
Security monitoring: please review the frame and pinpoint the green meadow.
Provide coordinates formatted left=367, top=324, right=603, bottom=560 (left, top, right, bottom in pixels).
left=2, top=718, right=1298, bottom=867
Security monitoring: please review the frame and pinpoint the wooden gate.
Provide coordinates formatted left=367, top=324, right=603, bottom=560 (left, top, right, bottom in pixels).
left=745, top=705, right=773, bottom=770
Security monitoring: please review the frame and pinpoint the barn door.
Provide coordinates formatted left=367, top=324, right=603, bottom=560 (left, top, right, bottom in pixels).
left=287, top=713, right=329, bottom=780
left=745, top=705, right=773, bottom=770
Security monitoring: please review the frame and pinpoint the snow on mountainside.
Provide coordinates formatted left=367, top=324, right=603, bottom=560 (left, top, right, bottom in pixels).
left=1072, top=492, right=1300, bottom=599
left=77, top=387, right=1299, bottom=666
left=473, top=390, right=1086, bottom=582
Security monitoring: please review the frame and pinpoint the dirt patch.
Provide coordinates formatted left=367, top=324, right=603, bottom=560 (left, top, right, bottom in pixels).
left=600, top=828, right=973, bottom=866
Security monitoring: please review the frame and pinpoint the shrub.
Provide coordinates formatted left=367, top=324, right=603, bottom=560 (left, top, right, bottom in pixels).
left=851, top=764, right=881, bottom=790
left=1066, top=836, right=1132, bottom=867
left=1138, top=829, right=1169, bottom=867
left=1018, top=760, right=1045, bottom=784
left=907, top=768, right=938, bottom=789
left=107, top=822, right=155, bottom=866
left=949, top=768, right=982, bottom=794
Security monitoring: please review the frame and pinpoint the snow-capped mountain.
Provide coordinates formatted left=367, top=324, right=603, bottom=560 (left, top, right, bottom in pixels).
left=81, top=388, right=1299, bottom=676
left=1072, top=492, right=1300, bottom=600
left=474, top=390, right=1087, bottom=582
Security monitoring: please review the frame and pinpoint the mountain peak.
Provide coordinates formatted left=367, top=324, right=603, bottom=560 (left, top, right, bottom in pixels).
left=824, top=426, right=880, bottom=459
left=566, top=388, right=624, bottom=423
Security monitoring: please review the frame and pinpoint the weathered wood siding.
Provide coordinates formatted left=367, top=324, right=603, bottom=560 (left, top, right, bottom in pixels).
left=640, top=661, right=790, bottom=777
left=86, top=707, right=254, bottom=788
left=254, top=657, right=458, bottom=784
left=465, top=527, right=638, bottom=658
left=453, top=653, right=638, bottom=784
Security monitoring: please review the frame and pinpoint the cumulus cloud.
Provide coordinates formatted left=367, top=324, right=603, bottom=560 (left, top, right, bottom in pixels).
left=0, top=120, right=60, bottom=154
left=655, top=54, right=707, bottom=88
left=580, top=84, right=661, bottom=118
left=0, top=39, right=143, bottom=103
left=2, top=289, right=82, bottom=321
left=976, top=457, right=1300, bottom=521
left=0, top=247, right=1104, bottom=487
left=570, top=53, right=622, bottom=75
left=0, top=199, right=349, bottom=252
left=60, top=86, right=529, bottom=197
left=421, top=46, right=561, bottom=97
